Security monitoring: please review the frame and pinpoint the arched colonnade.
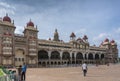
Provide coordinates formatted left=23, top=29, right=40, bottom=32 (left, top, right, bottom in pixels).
left=38, top=50, right=105, bottom=67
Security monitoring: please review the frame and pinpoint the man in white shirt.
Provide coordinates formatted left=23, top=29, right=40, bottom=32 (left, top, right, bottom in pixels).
left=82, top=62, right=88, bottom=76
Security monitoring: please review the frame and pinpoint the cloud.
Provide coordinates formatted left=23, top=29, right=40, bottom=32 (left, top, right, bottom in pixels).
left=75, top=28, right=87, bottom=37
left=0, top=2, right=15, bottom=16
left=14, top=25, right=24, bottom=34
left=115, top=27, right=120, bottom=33
left=93, top=33, right=111, bottom=41
left=0, top=2, right=15, bottom=9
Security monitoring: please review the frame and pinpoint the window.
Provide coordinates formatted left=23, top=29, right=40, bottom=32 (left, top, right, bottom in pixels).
left=19, top=58, right=21, bottom=61
left=15, top=58, right=17, bottom=61
left=22, top=58, right=24, bottom=61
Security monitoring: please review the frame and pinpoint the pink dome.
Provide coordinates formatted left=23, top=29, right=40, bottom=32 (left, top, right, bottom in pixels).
left=104, top=38, right=109, bottom=42
left=111, top=40, right=115, bottom=43
left=3, top=14, right=11, bottom=23
left=27, top=20, right=34, bottom=27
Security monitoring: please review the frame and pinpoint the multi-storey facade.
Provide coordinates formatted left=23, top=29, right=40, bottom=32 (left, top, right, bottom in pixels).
left=0, top=14, right=118, bottom=67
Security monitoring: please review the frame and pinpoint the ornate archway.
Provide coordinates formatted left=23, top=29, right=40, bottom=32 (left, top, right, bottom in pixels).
left=95, top=54, right=99, bottom=60
left=62, top=52, right=70, bottom=60
left=76, top=52, right=83, bottom=59
left=76, top=52, right=83, bottom=64
left=88, top=53, right=93, bottom=60
left=101, top=54, right=104, bottom=59
left=38, top=50, right=48, bottom=60
left=15, top=49, right=25, bottom=66
left=51, top=51, right=60, bottom=60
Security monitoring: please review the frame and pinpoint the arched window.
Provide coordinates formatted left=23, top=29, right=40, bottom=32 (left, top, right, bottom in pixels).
left=62, top=52, right=70, bottom=60
left=51, top=51, right=60, bottom=59
left=88, top=53, right=93, bottom=60
left=95, top=54, right=99, bottom=60
left=76, top=52, right=83, bottom=59
left=38, top=50, right=48, bottom=60
left=101, top=54, right=104, bottom=59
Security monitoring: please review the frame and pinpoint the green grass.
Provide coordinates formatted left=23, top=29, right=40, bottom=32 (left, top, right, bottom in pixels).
left=0, top=69, right=4, bottom=76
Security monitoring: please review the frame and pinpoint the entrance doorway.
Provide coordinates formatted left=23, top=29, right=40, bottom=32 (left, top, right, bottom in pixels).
left=15, top=49, right=25, bottom=66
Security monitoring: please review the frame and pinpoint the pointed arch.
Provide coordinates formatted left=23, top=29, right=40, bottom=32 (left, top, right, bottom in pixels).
left=101, top=54, right=104, bottom=59
left=76, top=52, right=83, bottom=59
left=38, top=50, right=48, bottom=60
left=88, top=53, right=93, bottom=60
left=95, top=54, right=99, bottom=60
left=62, top=52, right=70, bottom=60
left=51, top=51, right=60, bottom=59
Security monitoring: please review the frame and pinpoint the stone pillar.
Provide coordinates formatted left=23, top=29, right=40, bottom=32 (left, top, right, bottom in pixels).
left=70, top=52, right=72, bottom=64
left=93, top=53, right=95, bottom=59
left=82, top=53, right=85, bottom=63
left=86, top=52, right=89, bottom=63
left=60, top=51, right=63, bottom=64
left=74, top=52, right=77, bottom=64
left=93, top=53, right=95, bottom=64
left=48, top=51, right=51, bottom=65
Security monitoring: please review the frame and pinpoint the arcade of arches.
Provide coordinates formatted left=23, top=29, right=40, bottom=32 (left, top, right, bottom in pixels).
left=38, top=50, right=105, bottom=67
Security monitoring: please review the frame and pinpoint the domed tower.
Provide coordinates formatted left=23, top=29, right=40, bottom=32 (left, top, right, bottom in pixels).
left=110, top=40, right=118, bottom=63
left=23, top=19, right=38, bottom=37
left=110, top=40, right=117, bottom=48
left=0, top=14, right=16, bottom=66
left=83, top=35, right=88, bottom=42
left=70, top=32, right=76, bottom=41
left=53, top=29, right=60, bottom=41
left=101, top=38, right=118, bottom=63
left=3, top=14, right=11, bottom=23
left=82, top=35, right=89, bottom=49
left=102, top=38, right=110, bottom=49
left=23, top=19, right=38, bottom=66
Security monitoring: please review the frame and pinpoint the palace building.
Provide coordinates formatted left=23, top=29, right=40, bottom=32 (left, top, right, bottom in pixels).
left=0, top=14, right=118, bottom=67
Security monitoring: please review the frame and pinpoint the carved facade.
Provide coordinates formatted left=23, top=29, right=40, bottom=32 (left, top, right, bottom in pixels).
left=0, top=14, right=118, bottom=67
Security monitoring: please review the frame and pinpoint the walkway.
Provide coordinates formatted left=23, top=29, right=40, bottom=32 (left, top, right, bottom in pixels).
left=26, top=64, right=120, bottom=81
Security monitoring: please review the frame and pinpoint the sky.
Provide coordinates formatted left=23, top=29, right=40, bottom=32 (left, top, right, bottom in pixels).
left=0, top=0, right=120, bottom=57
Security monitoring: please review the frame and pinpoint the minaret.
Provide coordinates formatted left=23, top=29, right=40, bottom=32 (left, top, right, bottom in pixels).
left=23, top=19, right=38, bottom=66
left=0, top=14, right=16, bottom=66
left=53, top=29, right=60, bottom=41
left=110, top=40, right=118, bottom=63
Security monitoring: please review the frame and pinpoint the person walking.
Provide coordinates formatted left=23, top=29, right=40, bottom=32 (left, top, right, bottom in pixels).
left=82, top=62, right=88, bottom=76
left=21, top=63, right=27, bottom=81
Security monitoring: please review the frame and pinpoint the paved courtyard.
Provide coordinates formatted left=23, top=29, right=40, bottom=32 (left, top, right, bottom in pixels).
left=26, top=64, right=120, bottom=81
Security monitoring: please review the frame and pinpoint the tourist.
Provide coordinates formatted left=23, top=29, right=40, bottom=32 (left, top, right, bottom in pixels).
left=18, top=65, right=22, bottom=81
left=82, top=62, right=88, bottom=76
left=21, top=63, right=27, bottom=81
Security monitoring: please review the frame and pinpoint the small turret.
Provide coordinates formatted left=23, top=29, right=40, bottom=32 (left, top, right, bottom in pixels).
left=70, top=32, right=76, bottom=41
left=53, top=29, right=60, bottom=41
left=83, top=35, right=88, bottom=41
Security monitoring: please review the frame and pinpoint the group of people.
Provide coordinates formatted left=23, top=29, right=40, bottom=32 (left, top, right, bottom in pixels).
left=18, top=63, right=27, bottom=81
left=16, top=62, right=87, bottom=81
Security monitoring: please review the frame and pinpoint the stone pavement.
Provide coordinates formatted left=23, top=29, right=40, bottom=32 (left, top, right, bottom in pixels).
left=26, top=64, right=120, bottom=81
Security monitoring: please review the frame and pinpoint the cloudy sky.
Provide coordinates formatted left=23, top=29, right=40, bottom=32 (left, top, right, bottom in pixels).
left=0, top=0, right=120, bottom=56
